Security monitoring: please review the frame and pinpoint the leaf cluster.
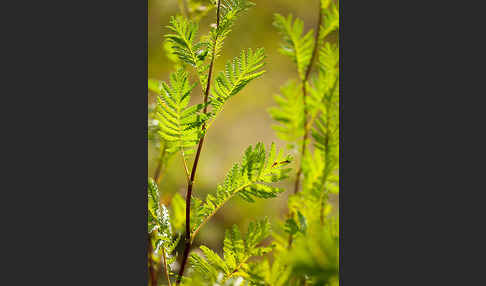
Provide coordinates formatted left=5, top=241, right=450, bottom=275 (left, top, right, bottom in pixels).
left=273, top=14, right=315, bottom=80
left=148, top=178, right=181, bottom=279
left=211, top=48, right=265, bottom=116
left=191, top=143, right=292, bottom=239
left=146, top=1, right=341, bottom=286
left=155, top=69, right=209, bottom=155
left=189, top=218, right=272, bottom=284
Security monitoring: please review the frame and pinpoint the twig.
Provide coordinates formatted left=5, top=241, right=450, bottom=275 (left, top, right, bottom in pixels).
left=148, top=236, right=157, bottom=286
left=293, top=0, right=323, bottom=195
left=161, top=247, right=172, bottom=286
left=190, top=182, right=252, bottom=243
left=175, top=1, right=222, bottom=284
left=289, top=0, right=323, bottom=249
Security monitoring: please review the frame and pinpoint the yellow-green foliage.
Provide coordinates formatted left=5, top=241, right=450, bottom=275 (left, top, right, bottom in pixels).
left=148, top=179, right=181, bottom=279
left=189, top=218, right=272, bottom=284
left=211, top=48, right=266, bottom=116
left=155, top=69, right=209, bottom=155
left=273, top=13, right=315, bottom=80
left=147, top=0, right=339, bottom=285
left=191, top=143, right=292, bottom=240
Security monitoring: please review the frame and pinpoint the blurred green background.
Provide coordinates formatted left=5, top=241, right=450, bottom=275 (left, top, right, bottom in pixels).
left=148, top=0, right=336, bottom=250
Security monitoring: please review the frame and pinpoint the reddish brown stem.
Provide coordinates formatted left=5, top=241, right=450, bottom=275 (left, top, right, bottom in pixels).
left=289, top=0, right=323, bottom=249
left=293, top=0, right=323, bottom=195
left=148, top=236, right=157, bottom=286
left=175, top=1, right=222, bottom=284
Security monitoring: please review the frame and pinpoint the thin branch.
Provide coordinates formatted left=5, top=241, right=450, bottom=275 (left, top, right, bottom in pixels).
left=222, top=259, right=250, bottom=283
left=190, top=182, right=252, bottom=243
left=191, top=162, right=283, bottom=243
left=293, top=0, right=323, bottom=195
left=176, top=1, right=222, bottom=284
left=161, top=247, right=172, bottom=286
left=148, top=236, right=157, bottom=286
left=289, top=0, right=323, bottom=249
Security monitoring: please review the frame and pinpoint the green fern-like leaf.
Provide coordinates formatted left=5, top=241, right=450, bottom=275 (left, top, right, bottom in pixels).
left=201, top=245, right=230, bottom=274
left=165, top=16, right=210, bottom=86
left=166, top=16, right=207, bottom=67
left=268, top=80, right=305, bottom=142
left=285, top=223, right=339, bottom=286
left=210, top=48, right=266, bottom=117
left=318, top=42, right=339, bottom=83
left=293, top=102, right=338, bottom=224
left=297, top=73, right=339, bottom=224
left=319, top=1, right=339, bottom=41
left=205, top=0, right=255, bottom=62
left=273, top=13, right=315, bottom=80
left=148, top=178, right=169, bottom=234
left=301, top=149, right=325, bottom=197
left=148, top=80, right=175, bottom=168
left=312, top=43, right=339, bottom=176
left=284, top=210, right=307, bottom=236
left=306, top=43, right=338, bottom=114
left=189, top=218, right=272, bottom=284
left=155, top=69, right=209, bottom=155
left=312, top=109, right=339, bottom=191
left=313, top=113, right=338, bottom=166
left=191, top=143, right=291, bottom=239
left=247, top=255, right=291, bottom=286
left=148, top=178, right=180, bottom=281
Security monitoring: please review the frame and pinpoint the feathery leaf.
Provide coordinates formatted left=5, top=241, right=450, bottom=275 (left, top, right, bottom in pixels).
left=191, top=143, right=291, bottom=239
left=211, top=48, right=266, bottom=116
left=189, top=218, right=272, bottom=283
left=155, top=69, right=209, bottom=155
left=206, top=0, right=256, bottom=61
left=268, top=80, right=305, bottom=142
left=273, top=13, right=315, bottom=80
left=165, top=16, right=210, bottom=86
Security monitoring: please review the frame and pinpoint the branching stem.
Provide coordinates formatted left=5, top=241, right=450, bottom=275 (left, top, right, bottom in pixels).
left=222, top=259, right=249, bottom=283
left=176, top=1, right=222, bottom=284
left=293, top=0, right=323, bottom=195
left=190, top=182, right=251, bottom=243
left=289, top=0, right=323, bottom=249
left=148, top=236, right=157, bottom=286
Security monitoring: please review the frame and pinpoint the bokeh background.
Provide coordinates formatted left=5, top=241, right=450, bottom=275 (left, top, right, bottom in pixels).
left=148, top=0, right=336, bottom=250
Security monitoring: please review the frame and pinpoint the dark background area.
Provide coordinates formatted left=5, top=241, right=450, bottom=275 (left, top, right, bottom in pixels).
left=2, top=0, right=483, bottom=285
